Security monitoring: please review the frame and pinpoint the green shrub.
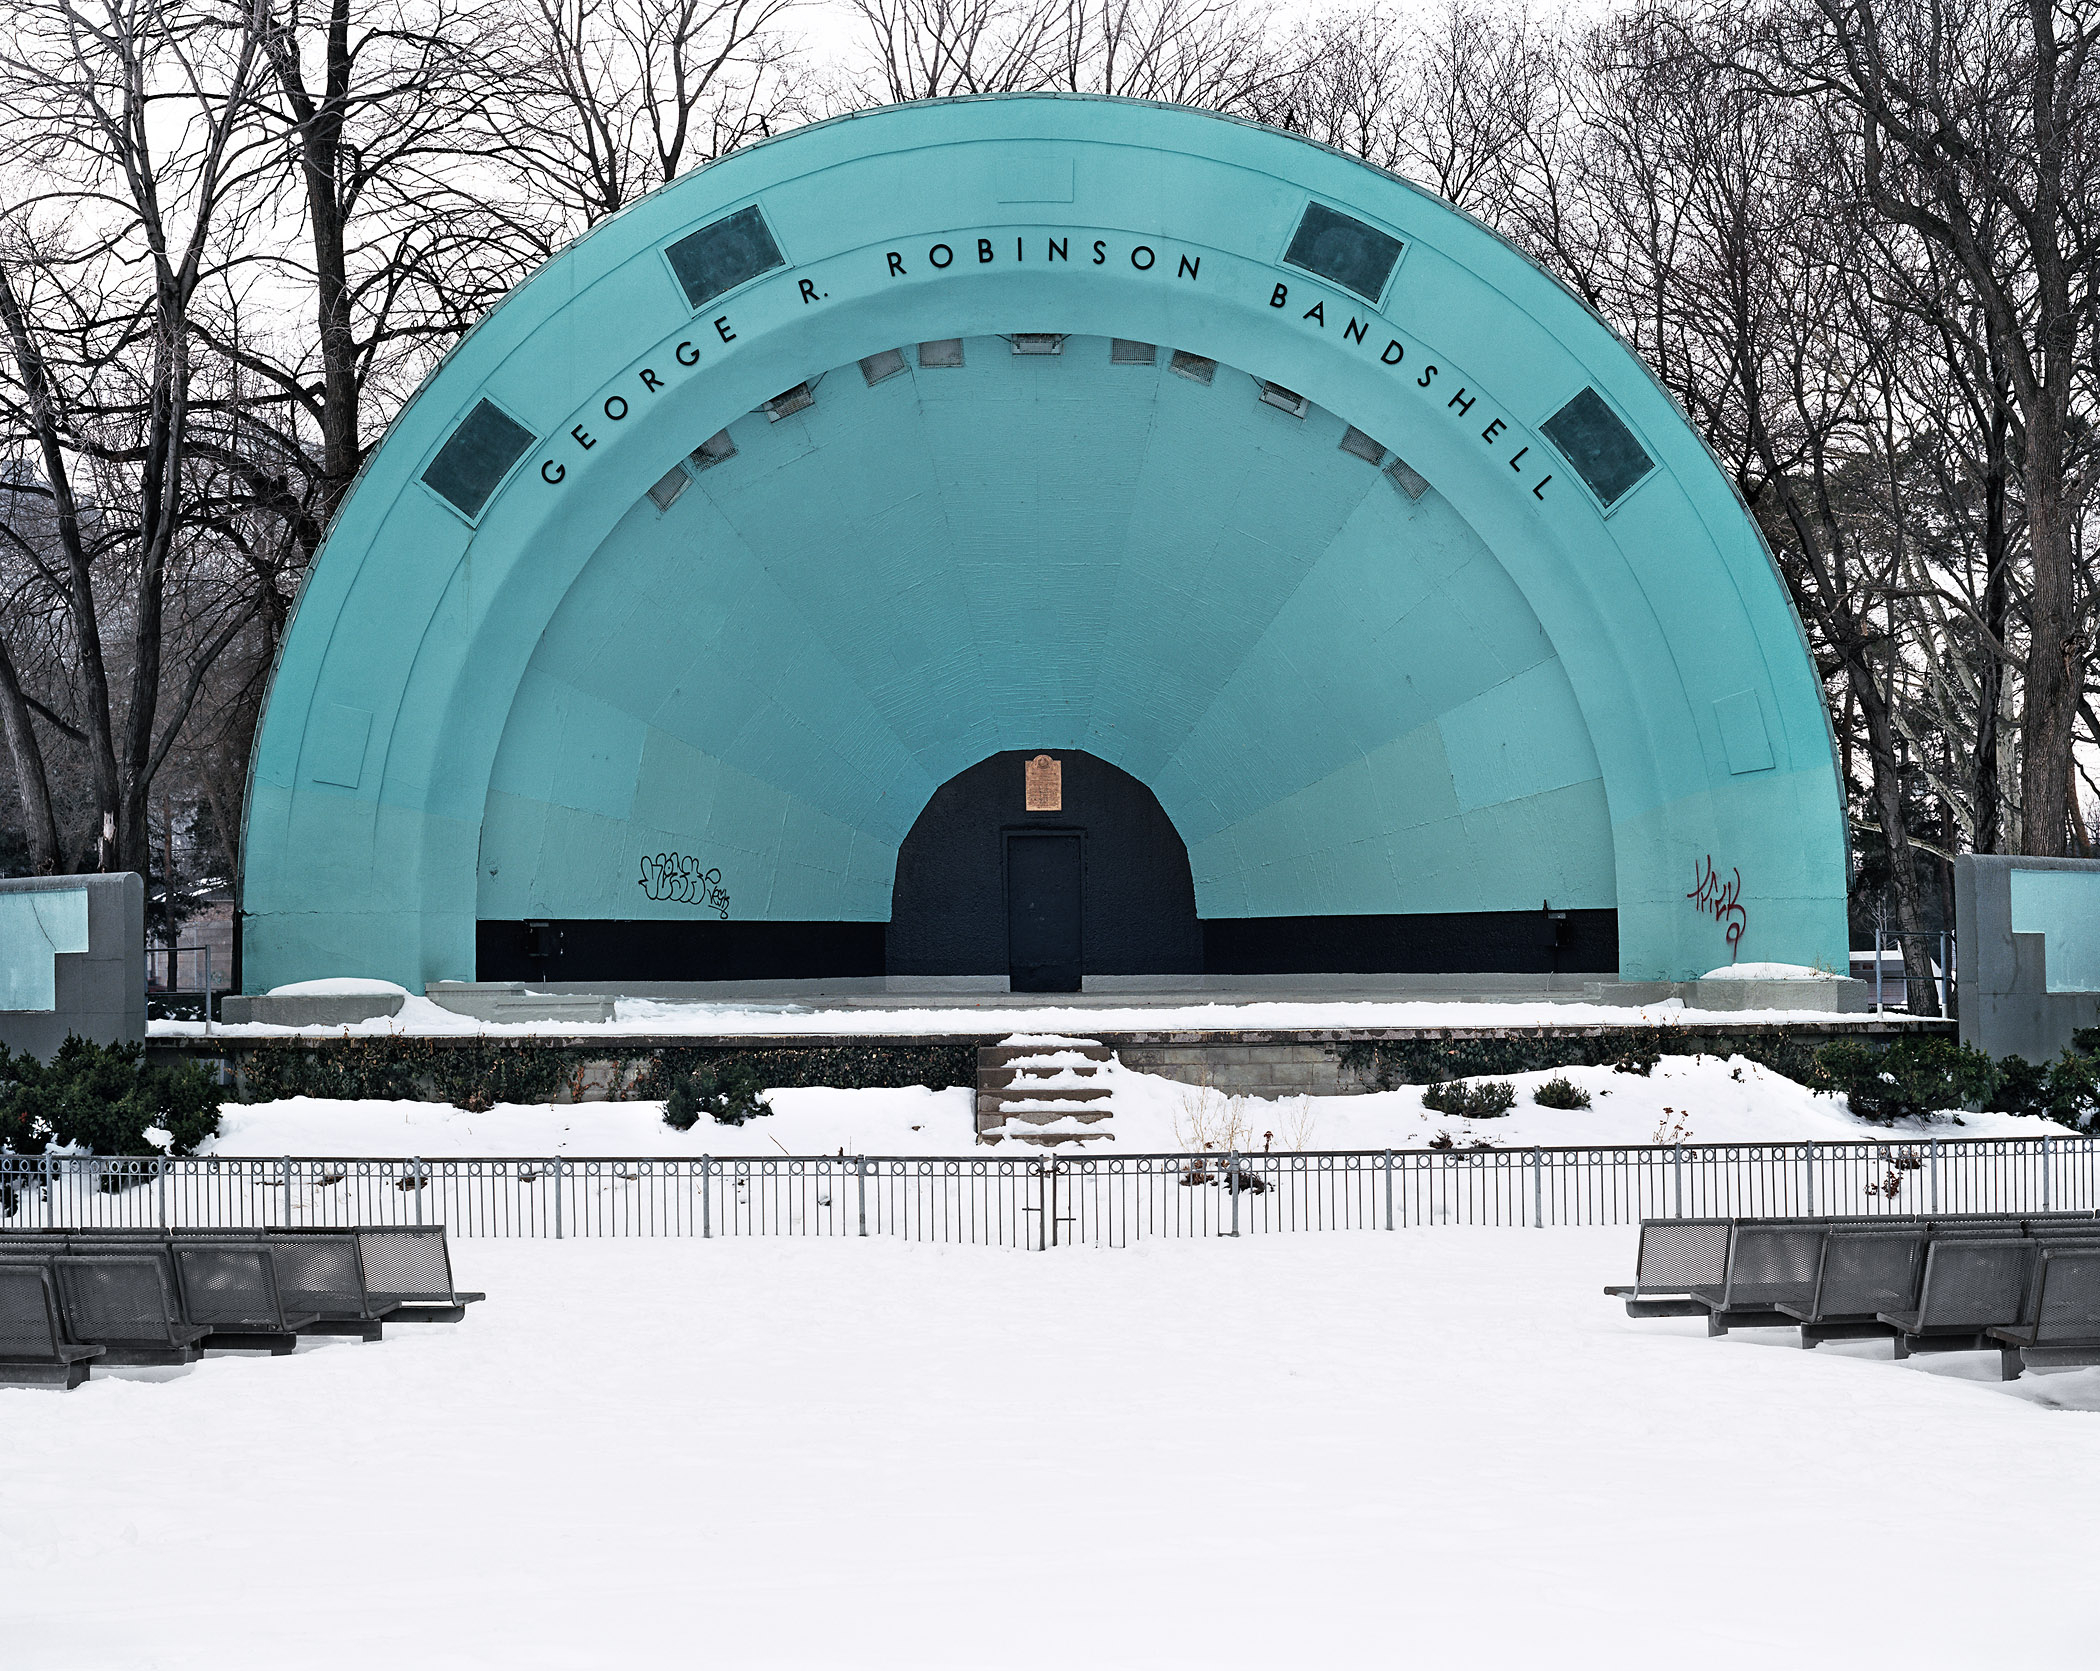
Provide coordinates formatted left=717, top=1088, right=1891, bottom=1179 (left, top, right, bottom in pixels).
left=662, top=1060, right=771, bottom=1129
left=1811, top=1036, right=1998, bottom=1124
left=1422, top=1079, right=1516, bottom=1119
left=1532, top=1075, right=1592, bottom=1110
left=0, top=1037, right=222, bottom=1156
left=1989, top=1050, right=2100, bottom=1130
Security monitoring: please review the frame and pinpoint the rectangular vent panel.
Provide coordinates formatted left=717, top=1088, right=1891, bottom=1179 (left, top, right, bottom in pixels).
left=860, top=348, right=907, bottom=385
left=1339, top=427, right=1386, bottom=465
left=1258, top=381, right=1309, bottom=417
left=1110, top=339, right=1157, bottom=365
left=646, top=464, right=690, bottom=511
left=1284, top=202, right=1403, bottom=302
left=1168, top=350, right=1215, bottom=384
left=421, top=399, right=534, bottom=519
left=664, top=206, right=784, bottom=311
left=763, top=382, right=814, bottom=421
left=1386, top=455, right=1430, bottom=500
left=1010, top=333, right=1065, bottom=355
left=918, top=338, right=964, bottom=368
left=690, top=430, right=736, bottom=470
left=1542, top=387, right=1654, bottom=507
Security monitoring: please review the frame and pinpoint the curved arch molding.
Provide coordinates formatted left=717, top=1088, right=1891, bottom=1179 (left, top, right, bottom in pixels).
left=241, top=94, right=1848, bottom=989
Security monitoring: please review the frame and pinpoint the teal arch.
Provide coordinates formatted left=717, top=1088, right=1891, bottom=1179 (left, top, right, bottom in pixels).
left=241, top=94, right=1848, bottom=989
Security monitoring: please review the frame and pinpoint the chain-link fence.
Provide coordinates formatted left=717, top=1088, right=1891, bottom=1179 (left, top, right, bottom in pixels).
left=2, top=1136, right=2090, bottom=1247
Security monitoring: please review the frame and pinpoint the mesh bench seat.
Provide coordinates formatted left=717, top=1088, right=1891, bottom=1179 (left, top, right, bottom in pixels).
left=1878, top=1239, right=2039, bottom=1358
left=1693, top=1224, right=1830, bottom=1336
left=1775, top=1229, right=1926, bottom=1345
left=257, top=1234, right=400, bottom=1340
left=23, top=1255, right=210, bottom=1365
left=19, top=1230, right=403, bottom=1344
left=61, top=1238, right=319, bottom=1353
left=1605, top=1219, right=1731, bottom=1316
left=160, top=1234, right=399, bottom=1341
left=0, top=1264, right=105, bottom=1389
left=1987, top=1248, right=2100, bottom=1378
left=350, top=1227, right=483, bottom=1322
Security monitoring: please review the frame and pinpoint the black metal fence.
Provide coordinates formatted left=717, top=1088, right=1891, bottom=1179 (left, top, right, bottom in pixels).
left=2, top=1136, right=2092, bottom=1247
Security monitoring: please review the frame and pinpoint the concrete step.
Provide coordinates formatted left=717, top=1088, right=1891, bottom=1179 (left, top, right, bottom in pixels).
left=984, top=1106, right=1114, bottom=1126
left=999, top=1129, right=1114, bottom=1146
left=977, top=1043, right=1113, bottom=1070
left=979, top=1062, right=1108, bottom=1091
left=975, top=1088, right=1111, bottom=1125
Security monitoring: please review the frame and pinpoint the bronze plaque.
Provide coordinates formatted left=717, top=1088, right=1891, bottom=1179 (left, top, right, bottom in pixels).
left=1025, top=754, right=1062, bottom=812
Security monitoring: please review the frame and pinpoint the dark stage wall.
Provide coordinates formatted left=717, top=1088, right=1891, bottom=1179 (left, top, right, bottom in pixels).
left=477, top=751, right=1616, bottom=984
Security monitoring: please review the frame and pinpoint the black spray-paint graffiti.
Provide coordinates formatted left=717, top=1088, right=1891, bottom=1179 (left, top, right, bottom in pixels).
left=1686, top=855, right=1746, bottom=958
left=638, top=853, right=730, bottom=917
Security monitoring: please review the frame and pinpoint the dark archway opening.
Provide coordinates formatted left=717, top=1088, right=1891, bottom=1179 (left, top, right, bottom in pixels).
left=888, top=750, right=1202, bottom=987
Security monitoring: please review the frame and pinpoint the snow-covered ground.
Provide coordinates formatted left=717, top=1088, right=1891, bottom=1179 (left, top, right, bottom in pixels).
left=199, top=1053, right=2063, bottom=1158
left=154, top=988, right=1871, bottom=1039
left=8, top=1232, right=2096, bottom=1669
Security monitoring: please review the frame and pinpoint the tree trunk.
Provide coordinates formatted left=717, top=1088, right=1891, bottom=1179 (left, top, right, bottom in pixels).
left=0, top=636, right=61, bottom=872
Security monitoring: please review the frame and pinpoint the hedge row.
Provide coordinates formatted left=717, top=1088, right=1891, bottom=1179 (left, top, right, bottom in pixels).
left=223, top=1036, right=978, bottom=1111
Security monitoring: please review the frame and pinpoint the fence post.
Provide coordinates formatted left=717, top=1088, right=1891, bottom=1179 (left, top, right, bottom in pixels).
left=280, top=1155, right=292, bottom=1228
left=1805, top=1141, right=1816, bottom=1216
left=1929, top=1137, right=1939, bottom=1215
left=157, top=1154, right=167, bottom=1230
left=2042, top=1135, right=2052, bottom=1212
left=413, top=1156, right=425, bottom=1225
left=1383, top=1148, right=1393, bottom=1231
left=1531, top=1146, right=1543, bottom=1228
left=553, top=1157, right=564, bottom=1239
left=1674, top=1143, right=1684, bottom=1218
left=856, top=1154, right=867, bottom=1238
left=44, top=1149, right=53, bottom=1229
left=203, top=945, right=213, bottom=1036
left=1227, top=1151, right=1240, bottom=1237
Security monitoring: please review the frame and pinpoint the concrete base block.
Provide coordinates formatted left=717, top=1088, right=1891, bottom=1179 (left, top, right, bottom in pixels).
left=425, top=985, right=616, bottom=1024
left=220, top=992, right=405, bottom=1027
left=1584, top=978, right=1868, bottom=1013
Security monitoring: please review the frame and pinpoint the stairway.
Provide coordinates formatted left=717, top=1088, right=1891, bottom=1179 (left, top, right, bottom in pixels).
left=976, top=1037, right=1115, bottom=1145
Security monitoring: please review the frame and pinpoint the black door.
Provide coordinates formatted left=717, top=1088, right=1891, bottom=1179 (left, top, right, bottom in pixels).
left=1006, top=832, right=1083, bottom=992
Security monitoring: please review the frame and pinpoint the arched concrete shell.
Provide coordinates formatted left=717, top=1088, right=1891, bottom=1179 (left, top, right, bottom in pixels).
left=240, top=94, right=1848, bottom=988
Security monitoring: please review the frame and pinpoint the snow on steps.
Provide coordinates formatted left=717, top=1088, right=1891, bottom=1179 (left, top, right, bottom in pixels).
left=976, top=1039, right=1114, bottom=1145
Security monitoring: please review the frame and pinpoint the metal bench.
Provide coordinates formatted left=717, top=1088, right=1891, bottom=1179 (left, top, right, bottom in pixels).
left=61, top=1237, right=317, bottom=1353
left=1604, top=1219, right=1732, bottom=1316
left=0, top=1263, right=105, bottom=1389
left=256, top=1234, right=399, bottom=1340
left=11, top=1229, right=404, bottom=1344
left=1988, top=1247, right=2100, bottom=1379
left=31, top=1255, right=211, bottom=1365
left=1878, top=1239, right=2040, bottom=1358
left=168, top=1243, right=321, bottom=1352
left=1775, top=1229, right=1927, bottom=1346
left=1688, top=1223, right=1830, bottom=1336
left=145, top=1231, right=401, bottom=1342
left=350, top=1227, right=484, bottom=1322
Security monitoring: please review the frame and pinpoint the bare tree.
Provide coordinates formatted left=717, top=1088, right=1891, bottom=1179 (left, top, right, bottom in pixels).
left=1746, top=0, right=2100, bottom=857
left=848, top=0, right=1060, bottom=100
left=0, top=0, right=273, bottom=878
left=1042, top=0, right=1283, bottom=109
left=484, top=0, right=813, bottom=232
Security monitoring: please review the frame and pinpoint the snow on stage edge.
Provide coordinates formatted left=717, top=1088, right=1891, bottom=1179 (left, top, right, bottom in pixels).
left=6, top=1231, right=2097, bottom=1670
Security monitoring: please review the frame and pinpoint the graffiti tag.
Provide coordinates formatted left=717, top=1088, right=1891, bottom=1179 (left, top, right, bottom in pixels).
left=638, top=852, right=730, bottom=918
left=1687, top=854, right=1746, bottom=958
